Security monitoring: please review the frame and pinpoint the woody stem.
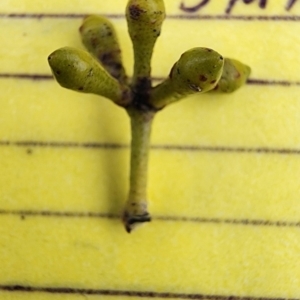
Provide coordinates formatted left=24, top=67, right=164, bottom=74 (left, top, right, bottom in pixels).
left=123, top=107, right=155, bottom=233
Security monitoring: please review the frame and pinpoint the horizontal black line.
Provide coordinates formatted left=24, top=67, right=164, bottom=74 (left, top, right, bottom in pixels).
left=1, top=12, right=300, bottom=21
left=1, top=140, right=300, bottom=156
left=0, top=73, right=53, bottom=80
left=0, top=140, right=127, bottom=149
left=156, top=215, right=300, bottom=228
left=0, top=13, right=115, bottom=19
left=1, top=209, right=299, bottom=228
left=246, top=78, right=300, bottom=86
left=171, top=14, right=300, bottom=21
left=0, top=73, right=299, bottom=87
left=0, top=209, right=118, bottom=219
left=0, top=284, right=299, bottom=300
left=152, top=145, right=300, bottom=155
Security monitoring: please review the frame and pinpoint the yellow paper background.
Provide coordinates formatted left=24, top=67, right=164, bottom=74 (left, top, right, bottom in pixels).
left=0, top=1, right=300, bottom=299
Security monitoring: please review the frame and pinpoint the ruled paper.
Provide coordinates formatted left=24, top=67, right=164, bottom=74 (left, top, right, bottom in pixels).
left=0, top=1, right=300, bottom=299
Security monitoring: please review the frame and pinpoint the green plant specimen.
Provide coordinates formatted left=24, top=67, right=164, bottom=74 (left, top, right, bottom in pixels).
left=48, top=0, right=250, bottom=233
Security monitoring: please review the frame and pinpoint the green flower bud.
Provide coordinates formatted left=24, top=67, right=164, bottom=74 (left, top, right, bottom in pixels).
left=79, top=15, right=127, bottom=83
left=150, top=47, right=224, bottom=109
left=126, top=0, right=166, bottom=86
left=211, top=58, right=251, bottom=93
left=48, top=47, right=130, bottom=106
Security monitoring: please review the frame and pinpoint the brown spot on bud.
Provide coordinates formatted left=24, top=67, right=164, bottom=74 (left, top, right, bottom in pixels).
left=129, top=5, right=145, bottom=20
left=199, top=75, right=208, bottom=82
left=235, top=71, right=241, bottom=79
left=90, top=37, right=98, bottom=48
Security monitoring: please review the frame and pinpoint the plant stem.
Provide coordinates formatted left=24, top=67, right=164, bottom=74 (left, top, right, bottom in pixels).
left=150, top=78, right=182, bottom=109
left=132, top=46, right=152, bottom=88
left=123, top=107, right=155, bottom=233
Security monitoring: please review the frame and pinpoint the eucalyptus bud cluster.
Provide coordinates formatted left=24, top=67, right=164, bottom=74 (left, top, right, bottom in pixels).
left=48, top=0, right=250, bottom=232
